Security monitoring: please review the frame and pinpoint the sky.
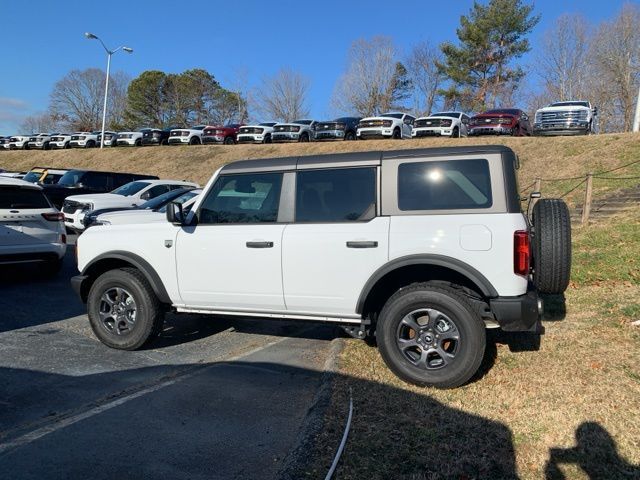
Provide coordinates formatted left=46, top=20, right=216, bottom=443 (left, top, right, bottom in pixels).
left=0, top=0, right=632, bottom=133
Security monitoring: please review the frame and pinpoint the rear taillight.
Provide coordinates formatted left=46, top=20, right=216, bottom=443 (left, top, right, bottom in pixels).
left=42, top=212, right=65, bottom=221
left=514, top=230, right=530, bottom=276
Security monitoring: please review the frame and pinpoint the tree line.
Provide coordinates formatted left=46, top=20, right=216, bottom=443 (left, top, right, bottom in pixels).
left=20, top=0, right=639, bottom=133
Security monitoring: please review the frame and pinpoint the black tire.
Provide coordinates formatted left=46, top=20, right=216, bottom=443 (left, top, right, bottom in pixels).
left=392, top=127, right=401, bottom=139
left=452, top=127, right=459, bottom=138
left=64, top=141, right=70, bottom=149
left=189, top=136, right=200, bottom=145
left=299, top=132, right=310, bottom=143
left=532, top=199, right=572, bottom=294
left=87, top=268, right=165, bottom=350
left=43, top=142, right=50, bottom=150
left=263, top=133, right=272, bottom=144
left=376, top=283, right=486, bottom=389
left=86, top=140, right=96, bottom=148
left=345, top=131, right=356, bottom=141
left=38, top=257, right=63, bottom=277
left=224, top=136, right=235, bottom=145
left=511, top=124, right=520, bottom=136
left=135, top=139, right=142, bottom=147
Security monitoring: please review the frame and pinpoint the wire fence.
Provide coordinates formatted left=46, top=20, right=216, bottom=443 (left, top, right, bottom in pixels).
left=520, top=159, right=640, bottom=225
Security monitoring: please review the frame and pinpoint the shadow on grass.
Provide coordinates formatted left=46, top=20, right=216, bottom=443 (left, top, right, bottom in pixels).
left=542, top=293, right=567, bottom=321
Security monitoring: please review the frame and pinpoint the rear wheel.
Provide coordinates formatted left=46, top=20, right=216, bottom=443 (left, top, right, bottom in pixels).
left=87, top=268, right=165, bottom=350
left=532, top=199, right=572, bottom=294
left=376, top=283, right=485, bottom=388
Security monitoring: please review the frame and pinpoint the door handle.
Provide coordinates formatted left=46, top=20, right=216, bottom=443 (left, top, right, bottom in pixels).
left=346, top=241, right=378, bottom=248
left=246, top=241, right=274, bottom=248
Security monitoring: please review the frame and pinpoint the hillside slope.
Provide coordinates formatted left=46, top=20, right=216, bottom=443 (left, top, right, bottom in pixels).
left=2, top=133, right=639, bottom=208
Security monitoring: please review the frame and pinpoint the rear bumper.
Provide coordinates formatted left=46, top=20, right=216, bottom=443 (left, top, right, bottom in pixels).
left=0, top=243, right=66, bottom=265
left=490, top=289, right=542, bottom=332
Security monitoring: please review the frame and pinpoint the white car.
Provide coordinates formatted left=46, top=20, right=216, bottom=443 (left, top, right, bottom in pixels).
left=50, top=134, right=74, bottom=149
left=116, top=131, right=145, bottom=147
left=237, top=123, right=277, bottom=144
left=97, top=131, right=120, bottom=147
left=95, top=189, right=201, bottom=227
left=69, top=132, right=100, bottom=148
left=533, top=101, right=597, bottom=136
left=168, top=126, right=207, bottom=146
left=62, top=179, right=199, bottom=232
left=412, top=112, right=470, bottom=139
left=0, top=177, right=66, bottom=274
left=8, top=135, right=32, bottom=150
left=271, top=120, right=316, bottom=143
left=357, top=112, right=415, bottom=140
left=0, top=136, right=10, bottom=150
left=27, top=133, right=59, bottom=150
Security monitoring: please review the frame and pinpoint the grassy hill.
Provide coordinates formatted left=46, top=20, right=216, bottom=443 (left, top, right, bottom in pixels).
left=2, top=133, right=639, bottom=208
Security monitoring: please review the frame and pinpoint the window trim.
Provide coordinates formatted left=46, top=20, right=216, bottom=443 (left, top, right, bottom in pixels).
left=381, top=154, right=507, bottom=216
left=292, top=166, right=379, bottom=224
left=194, top=171, right=287, bottom=226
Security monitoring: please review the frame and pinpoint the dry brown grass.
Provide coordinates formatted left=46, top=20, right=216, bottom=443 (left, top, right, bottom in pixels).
left=297, top=210, right=640, bottom=480
left=2, top=133, right=639, bottom=206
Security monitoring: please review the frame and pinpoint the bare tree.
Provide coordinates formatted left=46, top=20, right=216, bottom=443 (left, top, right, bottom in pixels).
left=19, top=112, right=62, bottom=133
left=407, top=41, right=444, bottom=116
left=591, top=3, right=640, bottom=131
left=331, top=36, right=410, bottom=117
left=256, top=68, right=310, bottom=122
left=537, top=14, right=591, bottom=102
left=49, top=68, right=129, bottom=131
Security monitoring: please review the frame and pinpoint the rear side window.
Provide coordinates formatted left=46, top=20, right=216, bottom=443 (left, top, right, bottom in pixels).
left=0, top=187, right=50, bottom=209
left=82, top=172, right=111, bottom=190
left=398, top=159, right=492, bottom=210
left=295, top=167, right=376, bottom=222
left=198, top=172, right=282, bottom=224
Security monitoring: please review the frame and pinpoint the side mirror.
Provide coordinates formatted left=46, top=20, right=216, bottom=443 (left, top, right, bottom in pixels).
left=166, top=201, right=185, bottom=225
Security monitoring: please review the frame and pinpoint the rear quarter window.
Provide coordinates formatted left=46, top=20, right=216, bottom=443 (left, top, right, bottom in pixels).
left=0, top=187, right=50, bottom=209
left=398, top=159, right=492, bottom=210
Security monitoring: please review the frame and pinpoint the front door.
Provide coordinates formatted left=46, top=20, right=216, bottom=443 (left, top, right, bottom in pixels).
left=175, top=171, right=286, bottom=311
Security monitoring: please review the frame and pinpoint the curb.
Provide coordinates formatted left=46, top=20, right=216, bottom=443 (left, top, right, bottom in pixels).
left=278, top=335, right=344, bottom=479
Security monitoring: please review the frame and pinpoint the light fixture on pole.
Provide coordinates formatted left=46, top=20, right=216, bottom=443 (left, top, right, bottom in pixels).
left=84, top=32, right=133, bottom=148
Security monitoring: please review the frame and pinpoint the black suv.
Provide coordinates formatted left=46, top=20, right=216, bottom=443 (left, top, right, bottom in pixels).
left=42, top=170, right=159, bottom=209
left=141, top=129, right=172, bottom=146
left=314, top=117, right=361, bottom=141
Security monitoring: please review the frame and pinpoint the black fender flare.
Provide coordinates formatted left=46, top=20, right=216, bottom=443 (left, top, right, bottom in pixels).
left=81, top=251, right=172, bottom=304
left=355, top=254, right=499, bottom=314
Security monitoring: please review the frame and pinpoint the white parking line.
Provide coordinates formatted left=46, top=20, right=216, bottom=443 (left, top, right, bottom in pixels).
left=0, top=335, right=291, bottom=455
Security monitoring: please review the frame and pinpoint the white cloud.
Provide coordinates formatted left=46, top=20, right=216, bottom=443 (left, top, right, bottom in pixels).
left=0, top=97, right=29, bottom=109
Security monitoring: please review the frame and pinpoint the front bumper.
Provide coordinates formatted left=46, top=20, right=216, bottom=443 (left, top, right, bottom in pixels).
left=51, top=142, right=68, bottom=149
left=27, top=142, right=48, bottom=149
left=237, top=135, right=264, bottom=144
left=315, top=129, right=346, bottom=140
left=141, top=138, right=162, bottom=146
left=357, top=128, right=393, bottom=139
left=63, top=210, right=88, bottom=232
left=168, top=137, right=190, bottom=145
left=9, top=143, right=28, bottom=149
left=272, top=132, right=301, bottom=142
left=202, top=136, right=226, bottom=144
left=490, top=289, right=542, bottom=332
left=468, top=126, right=513, bottom=136
left=69, top=141, right=91, bottom=148
left=412, top=128, right=453, bottom=138
left=534, top=121, right=589, bottom=136
left=116, top=139, right=137, bottom=146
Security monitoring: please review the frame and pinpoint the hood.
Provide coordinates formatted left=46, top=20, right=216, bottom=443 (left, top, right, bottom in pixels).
left=536, top=105, right=590, bottom=113
left=97, top=210, right=164, bottom=225
left=65, top=193, right=137, bottom=207
left=473, top=112, right=517, bottom=119
left=360, top=115, right=397, bottom=122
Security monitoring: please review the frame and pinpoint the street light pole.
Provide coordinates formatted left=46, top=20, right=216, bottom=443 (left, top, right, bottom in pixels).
left=84, top=32, right=133, bottom=148
left=633, top=83, right=640, bottom=133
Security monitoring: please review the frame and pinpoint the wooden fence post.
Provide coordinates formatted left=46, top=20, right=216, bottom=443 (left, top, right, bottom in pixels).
left=581, top=173, right=593, bottom=225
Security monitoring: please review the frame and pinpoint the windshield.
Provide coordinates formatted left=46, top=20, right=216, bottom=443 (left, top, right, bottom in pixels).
left=57, top=170, right=85, bottom=186
left=431, top=112, right=460, bottom=119
left=22, top=171, right=43, bottom=183
left=381, top=113, right=404, bottom=119
left=139, top=188, right=194, bottom=210
left=484, top=109, right=519, bottom=115
left=259, top=122, right=276, bottom=127
left=111, top=181, right=150, bottom=197
left=549, top=101, right=589, bottom=108
left=292, top=120, right=312, bottom=125
left=156, top=190, right=199, bottom=213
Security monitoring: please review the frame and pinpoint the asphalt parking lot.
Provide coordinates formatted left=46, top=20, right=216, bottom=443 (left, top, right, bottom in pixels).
left=0, top=245, right=338, bottom=479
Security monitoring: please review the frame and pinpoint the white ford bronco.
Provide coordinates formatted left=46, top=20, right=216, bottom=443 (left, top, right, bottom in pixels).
left=72, top=146, right=571, bottom=388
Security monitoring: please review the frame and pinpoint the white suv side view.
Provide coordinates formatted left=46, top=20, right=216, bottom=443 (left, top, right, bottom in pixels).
left=412, top=112, right=470, bottom=138
left=73, top=146, right=572, bottom=389
left=357, top=112, right=415, bottom=140
left=0, top=177, right=67, bottom=275
left=63, top=179, right=199, bottom=232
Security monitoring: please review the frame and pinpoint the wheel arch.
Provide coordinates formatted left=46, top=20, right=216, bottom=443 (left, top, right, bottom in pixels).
left=356, top=254, right=498, bottom=317
left=79, top=251, right=171, bottom=304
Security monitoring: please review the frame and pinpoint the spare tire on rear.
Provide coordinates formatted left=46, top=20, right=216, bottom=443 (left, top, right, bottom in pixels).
left=532, top=198, right=572, bottom=294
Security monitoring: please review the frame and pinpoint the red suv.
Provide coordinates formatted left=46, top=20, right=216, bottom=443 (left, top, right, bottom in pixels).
left=202, top=124, right=244, bottom=145
left=468, top=109, right=531, bottom=136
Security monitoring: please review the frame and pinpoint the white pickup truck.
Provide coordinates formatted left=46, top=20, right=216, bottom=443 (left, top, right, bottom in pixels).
left=533, top=101, right=597, bottom=136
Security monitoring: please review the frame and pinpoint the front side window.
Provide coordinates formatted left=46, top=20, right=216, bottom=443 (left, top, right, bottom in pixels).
left=82, top=172, right=111, bottom=189
left=295, top=167, right=376, bottom=222
left=198, top=173, right=282, bottom=224
left=398, top=159, right=492, bottom=211
left=112, top=181, right=149, bottom=196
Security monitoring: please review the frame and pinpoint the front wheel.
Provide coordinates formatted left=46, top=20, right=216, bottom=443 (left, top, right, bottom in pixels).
left=376, top=283, right=486, bottom=389
left=299, top=132, right=310, bottom=142
left=392, top=128, right=401, bottom=139
left=87, top=268, right=165, bottom=350
left=263, top=134, right=272, bottom=144
left=224, top=136, right=235, bottom=145
left=345, top=131, right=356, bottom=141
left=452, top=127, right=459, bottom=138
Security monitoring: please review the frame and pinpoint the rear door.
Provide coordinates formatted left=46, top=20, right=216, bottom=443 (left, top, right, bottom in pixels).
left=281, top=166, right=389, bottom=316
left=0, top=186, right=58, bottom=246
